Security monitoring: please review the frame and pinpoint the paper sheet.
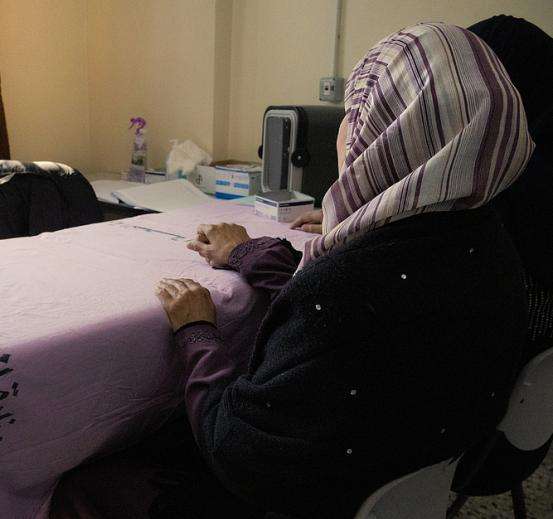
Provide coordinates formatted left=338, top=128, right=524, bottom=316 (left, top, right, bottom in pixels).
left=112, top=179, right=212, bottom=212
left=91, top=179, right=138, bottom=204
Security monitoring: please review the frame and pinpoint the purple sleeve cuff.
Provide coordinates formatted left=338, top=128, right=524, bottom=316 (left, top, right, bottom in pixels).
left=228, top=237, right=282, bottom=270
left=175, top=321, right=219, bottom=340
left=228, top=237, right=301, bottom=296
left=175, top=323, right=244, bottom=441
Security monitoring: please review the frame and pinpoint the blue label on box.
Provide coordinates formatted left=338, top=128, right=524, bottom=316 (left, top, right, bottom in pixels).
left=215, top=192, right=244, bottom=200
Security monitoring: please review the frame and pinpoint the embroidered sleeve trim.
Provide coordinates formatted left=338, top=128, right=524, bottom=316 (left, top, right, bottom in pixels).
left=182, top=330, right=222, bottom=344
left=228, top=237, right=280, bottom=270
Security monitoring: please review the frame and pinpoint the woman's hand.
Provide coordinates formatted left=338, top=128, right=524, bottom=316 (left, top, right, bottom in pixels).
left=290, top=209, right=323, bottom=234
left=187, top=223, right=251, bottom=268
left=155, top=278, right=216, bottom=331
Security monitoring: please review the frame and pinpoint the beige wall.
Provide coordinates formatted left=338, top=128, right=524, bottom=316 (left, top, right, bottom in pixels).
left=0, top=0, right=91, bottom=172
left=228, top=0, right=553, bottom=162
left=0, top=0, right=229, bottom=175
left=341, top=0, right=553, bottom=80
left=212, top=0, right=233, bottom=160
left=87, top=0, right=220, bottom=174
left=1, top=0, right=551, bottom=172
left=227, top=0, right=339, bottom=161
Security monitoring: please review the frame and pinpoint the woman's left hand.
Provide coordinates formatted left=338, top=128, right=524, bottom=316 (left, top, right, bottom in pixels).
left=187, top=223, right=251, bottom=268
left=155, top=278, right=216, bottom=331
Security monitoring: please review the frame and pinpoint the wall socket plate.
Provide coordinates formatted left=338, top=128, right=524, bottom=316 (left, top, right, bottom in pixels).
left=319, top=77, right=344, bottom=102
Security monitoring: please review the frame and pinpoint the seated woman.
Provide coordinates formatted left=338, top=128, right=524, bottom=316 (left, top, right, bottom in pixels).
left=51, top=22, right=533, bottom=519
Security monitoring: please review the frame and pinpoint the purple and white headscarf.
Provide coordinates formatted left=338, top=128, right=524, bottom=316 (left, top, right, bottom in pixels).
left=302, top=22, right=534, bottom=265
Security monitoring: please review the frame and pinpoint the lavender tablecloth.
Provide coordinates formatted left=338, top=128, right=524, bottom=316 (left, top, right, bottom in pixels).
left=0, top=201, right=312, bottom=518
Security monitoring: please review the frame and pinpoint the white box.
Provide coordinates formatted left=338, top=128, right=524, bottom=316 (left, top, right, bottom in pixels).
left=189, top=165, right=218, bottom=194
left=215, top=168, right=262, bottom=200
left=254, top=190, right=314, bottom=223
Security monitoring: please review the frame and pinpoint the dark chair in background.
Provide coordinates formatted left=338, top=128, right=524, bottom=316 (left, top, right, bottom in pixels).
left=0, top=161, right=102, bottom=239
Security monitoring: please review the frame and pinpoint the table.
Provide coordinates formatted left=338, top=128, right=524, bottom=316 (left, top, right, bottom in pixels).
left=0, top=201, right=313, bottom=518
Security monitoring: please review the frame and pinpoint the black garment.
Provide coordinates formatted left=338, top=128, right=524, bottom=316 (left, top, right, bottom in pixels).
left=469, top=15, right=553, bottom=151
left=454, top=16, right=553, bottom=498
left=195, top=207, right=526, bottom=519
left=491, top=151, right=553, bottom=289
left=0, top=162, right=102, bottom=239
left=469, top=17, right=553, bottom=288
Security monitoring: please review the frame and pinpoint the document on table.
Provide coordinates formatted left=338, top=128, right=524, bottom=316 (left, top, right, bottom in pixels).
left=111, top=179, right=213, bottom=212
left=92, top=179, right=137, bottom=204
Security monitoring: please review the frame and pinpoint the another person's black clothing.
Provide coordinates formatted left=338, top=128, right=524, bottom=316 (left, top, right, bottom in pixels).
left=452, top=15, right=553, bottom=499
left=469, top=16, right=553, bottom=289
left=492, top=151, right=553, bottom=289
left=469, top=15, right=553, bottom=151
left=0, top=162, right=102, bottom=239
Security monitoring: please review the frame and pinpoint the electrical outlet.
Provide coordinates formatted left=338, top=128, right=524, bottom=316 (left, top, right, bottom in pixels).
left=319, top=77, right=344, bottom=103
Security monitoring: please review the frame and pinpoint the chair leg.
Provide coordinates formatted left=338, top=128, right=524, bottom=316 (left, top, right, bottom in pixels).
left=511, top=482, right=527, bottom=519
left=446, top=494, right=469, bottom=518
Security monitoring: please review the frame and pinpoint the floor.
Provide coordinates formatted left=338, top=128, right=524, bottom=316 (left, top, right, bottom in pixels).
left=453, top=446, right=553, bottom=519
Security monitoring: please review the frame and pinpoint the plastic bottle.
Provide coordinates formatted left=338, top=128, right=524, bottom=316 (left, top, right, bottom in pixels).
left=166, top=140, right=184, bottom=181
left=128, top=117, right=147, bottom=183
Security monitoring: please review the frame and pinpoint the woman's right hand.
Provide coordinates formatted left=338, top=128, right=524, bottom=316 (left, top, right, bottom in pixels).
left=290, top=209, right=323, bottom=234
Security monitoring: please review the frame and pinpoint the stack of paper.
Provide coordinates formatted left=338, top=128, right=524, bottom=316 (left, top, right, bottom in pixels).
left=92, top=179, right=213, bottom=212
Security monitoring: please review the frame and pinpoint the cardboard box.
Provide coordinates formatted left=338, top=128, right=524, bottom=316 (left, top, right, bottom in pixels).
left=215, top=166, right=262, bottom=199
left=254, top=190, right=314, bottom=223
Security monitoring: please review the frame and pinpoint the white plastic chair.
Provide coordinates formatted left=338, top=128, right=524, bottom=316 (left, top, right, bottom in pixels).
left=448, top=346, right=553, bottom=519
left=499, top=347, right=553, bottom=451
left=354, top=458, right=459, bottom=519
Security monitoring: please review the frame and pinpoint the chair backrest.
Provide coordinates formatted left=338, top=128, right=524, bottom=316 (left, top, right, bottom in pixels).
left=499, top=346, right=553, bottom=451
left=354, top=458, right=459, bottom=519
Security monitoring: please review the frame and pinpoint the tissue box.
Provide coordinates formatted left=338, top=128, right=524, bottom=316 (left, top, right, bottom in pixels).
left=215, top=165, right=262, bottom=199
left=254, top=190, right=314, bottom=223
left=189, top=165, right=218, bottom=194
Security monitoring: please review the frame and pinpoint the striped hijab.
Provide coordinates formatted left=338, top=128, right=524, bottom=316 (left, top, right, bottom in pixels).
left=302, top=22, right=534, bottom=265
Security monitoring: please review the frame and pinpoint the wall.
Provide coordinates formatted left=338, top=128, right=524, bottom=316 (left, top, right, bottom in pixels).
left=341, top=0, right=553, bottom=79
left=0, top=0, right=551, bottom=172
left=212, top=0, right=233, bottom=161
left=227, top=0, right=338, bottom=161
left=0, top=0, right=91, bottom=172
left=86, top=0, right=220, bottom=174
left=228, top=0, right=553, bottom=161
left=0, top=0, right=230, bottom=175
